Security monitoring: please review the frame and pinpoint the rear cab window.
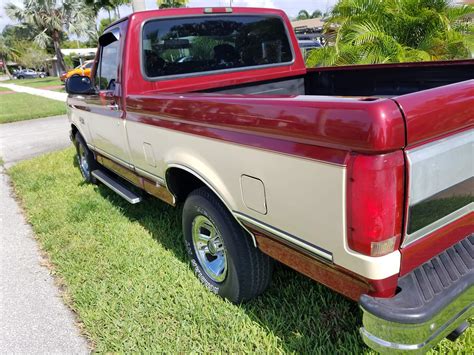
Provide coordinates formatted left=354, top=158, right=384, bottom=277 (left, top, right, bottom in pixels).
left=141, top=15, right=293, bottom=79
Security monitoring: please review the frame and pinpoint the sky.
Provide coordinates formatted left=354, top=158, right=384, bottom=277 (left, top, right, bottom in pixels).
left=0, top=0, right=337, bottom=33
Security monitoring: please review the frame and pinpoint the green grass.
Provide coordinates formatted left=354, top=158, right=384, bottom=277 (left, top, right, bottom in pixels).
left=0, top=86, right=12, bottom=92
left=9, top=148, right=473, bottom=353
left=0, top=92, right=66, bottom=123
left=12, top=76, right=63, bottom=88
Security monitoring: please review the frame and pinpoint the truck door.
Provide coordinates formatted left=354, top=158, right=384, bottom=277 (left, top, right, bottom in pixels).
left=85, top=23, right=131, bottom=165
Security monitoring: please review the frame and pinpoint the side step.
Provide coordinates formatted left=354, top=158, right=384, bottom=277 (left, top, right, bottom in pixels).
left=91, top=170, right=142, bottom=204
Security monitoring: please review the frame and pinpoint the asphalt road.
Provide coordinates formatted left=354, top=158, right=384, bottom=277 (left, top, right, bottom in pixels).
left=0, top=114, right=89, bottom=353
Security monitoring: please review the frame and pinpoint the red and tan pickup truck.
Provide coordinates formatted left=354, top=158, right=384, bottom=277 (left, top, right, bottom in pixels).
left=65, top=7, right=473, bottom=353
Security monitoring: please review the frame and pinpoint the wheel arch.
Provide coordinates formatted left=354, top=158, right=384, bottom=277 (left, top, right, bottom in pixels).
left=165, top=164, right=257, bottom=247
left=70, top=123, right=79, bottom=143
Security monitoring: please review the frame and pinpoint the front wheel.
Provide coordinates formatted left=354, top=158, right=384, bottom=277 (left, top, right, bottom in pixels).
left=74, top=133, right=97, bottom=183
left=182, top=187, right=273, bottom=303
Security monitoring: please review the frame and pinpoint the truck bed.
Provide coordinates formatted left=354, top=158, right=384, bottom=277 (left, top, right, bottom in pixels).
left=204, top=60, right=474, bottom=98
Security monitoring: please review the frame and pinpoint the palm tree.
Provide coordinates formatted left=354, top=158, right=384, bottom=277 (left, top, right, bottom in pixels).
left=0, top=35, right=20, bottom=78
left=296, top=9, right=323, bottom=20
left=157, top=0, right=188, bottom=9
left=5, top=0, right=95, bottom=73
left=307, top=0, right=474, bottom=67
left=297, top=10, right=311, bottom=20
left=85, top=0, right=132, bottom=19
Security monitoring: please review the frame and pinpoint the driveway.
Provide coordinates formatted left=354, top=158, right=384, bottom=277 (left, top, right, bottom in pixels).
left=0, top=114, right=89, bottom=353
left=0, top=115, right=71, bottom=168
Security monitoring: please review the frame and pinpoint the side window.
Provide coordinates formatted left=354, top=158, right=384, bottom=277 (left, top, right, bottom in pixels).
left=96, top=37, right=120, bottom=91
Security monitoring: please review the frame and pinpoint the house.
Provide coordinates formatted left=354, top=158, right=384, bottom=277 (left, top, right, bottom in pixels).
left=48, top=48, right=97, bottom=77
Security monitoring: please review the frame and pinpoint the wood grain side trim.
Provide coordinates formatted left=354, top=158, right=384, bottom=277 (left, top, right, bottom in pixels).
left=253, top=233, right=370, bottom=301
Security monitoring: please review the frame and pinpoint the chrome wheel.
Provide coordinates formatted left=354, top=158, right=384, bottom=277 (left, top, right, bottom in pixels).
left=77, top=143, right=90, bottom=180
left=192, top=215, right=228, bottom=283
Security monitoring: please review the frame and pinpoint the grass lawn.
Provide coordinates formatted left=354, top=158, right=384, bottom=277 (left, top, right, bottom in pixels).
left=0, top=86, right=12, bottom=91
left=11, top=76, right=63, bottom=88
left=0, top=92, right=66, bottom=124
left=9, top=148, right=473, bottom=353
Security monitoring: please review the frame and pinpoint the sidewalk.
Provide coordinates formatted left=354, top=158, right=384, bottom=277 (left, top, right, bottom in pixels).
left=0, top=116, right=88, bottom=352
left=0, top=167, right=89, bottom=353
left=0, top=82, right=67, bottom=102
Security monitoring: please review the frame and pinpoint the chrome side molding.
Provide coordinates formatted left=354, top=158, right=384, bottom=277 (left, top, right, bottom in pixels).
left=234, top=211, right=333, bottom=262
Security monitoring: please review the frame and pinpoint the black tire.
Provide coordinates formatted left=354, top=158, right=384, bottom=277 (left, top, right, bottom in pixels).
left=39, top=74, right=45, bottom=78
left=183, top=187, right=273, bottom=303
left=74, top=133, right=98, bottom=184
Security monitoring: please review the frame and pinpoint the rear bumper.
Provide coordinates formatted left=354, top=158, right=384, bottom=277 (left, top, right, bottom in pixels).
left=359, top=234, right=473, bottom=353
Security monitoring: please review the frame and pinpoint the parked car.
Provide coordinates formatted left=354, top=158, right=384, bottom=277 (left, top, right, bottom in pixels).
left=298, top=40, right=322, bottom=59
left=65, top=7, right=473, bottom=353
left=14, top=68, right=47, bottom=79
left=60, top=60, right=94, bottom=82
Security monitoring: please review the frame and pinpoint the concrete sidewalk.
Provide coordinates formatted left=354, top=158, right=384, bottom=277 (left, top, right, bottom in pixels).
left=0, top=82, right=67, bottom=102
left=0, top=167, right=89, bottom=353
left=0, top=115, right=89, bottom=353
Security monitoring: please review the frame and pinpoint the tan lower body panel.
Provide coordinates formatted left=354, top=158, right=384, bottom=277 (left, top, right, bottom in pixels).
left=123, top=121, right=400, bottom=280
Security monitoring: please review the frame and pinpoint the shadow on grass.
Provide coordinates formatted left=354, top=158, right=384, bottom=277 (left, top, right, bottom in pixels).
left=75, top=157, right=366, bottom=352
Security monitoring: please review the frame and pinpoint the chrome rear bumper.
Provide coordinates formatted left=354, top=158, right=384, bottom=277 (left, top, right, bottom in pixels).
left=360, top=235, right=473, bottom=353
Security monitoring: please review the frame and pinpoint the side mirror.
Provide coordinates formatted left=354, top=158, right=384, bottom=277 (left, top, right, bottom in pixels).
left=66, top=76, right=95, bottom=95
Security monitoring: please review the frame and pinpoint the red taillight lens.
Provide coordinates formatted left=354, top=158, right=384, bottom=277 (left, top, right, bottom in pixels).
left=347, top=151, right=404, bottom=256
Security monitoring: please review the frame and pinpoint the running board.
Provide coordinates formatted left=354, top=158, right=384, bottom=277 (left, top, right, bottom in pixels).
left=91, top=170, right=142, bottom=204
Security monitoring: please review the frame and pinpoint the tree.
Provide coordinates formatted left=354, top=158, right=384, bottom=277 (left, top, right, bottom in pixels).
left=0, top=35, right=20, bottom=78
left=99, top=17, right=118, bottom=35
left=85, top=0, right=131, bottom=19
left=5, top=0, right=96, bottom=73
left=296, top=9, right=323, bottom=20
left=297, top=10, right=310, bottom=20
left=18, top=44, right=50, bottom=70
left=307, top=0, right=474, bottom=67
left=156, top=0, right=188, bottom=9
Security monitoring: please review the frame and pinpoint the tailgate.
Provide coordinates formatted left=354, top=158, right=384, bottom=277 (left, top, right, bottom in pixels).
left=394, top=79, right=474, bottom=146
left=403, top=130, right=473, bottom=247
left=393, top=81, right=473, bottom=249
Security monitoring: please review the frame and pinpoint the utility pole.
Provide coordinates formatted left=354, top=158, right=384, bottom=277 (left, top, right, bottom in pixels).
left=132, top=0, right=146, bottom=12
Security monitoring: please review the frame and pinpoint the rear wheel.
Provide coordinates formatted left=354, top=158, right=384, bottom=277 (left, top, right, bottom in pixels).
left=182, top=187, right=273, bottom=303
left=74, top=133, right=97, bottom=183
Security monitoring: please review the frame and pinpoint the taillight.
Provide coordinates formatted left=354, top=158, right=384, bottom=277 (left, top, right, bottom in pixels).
left=347, top=151, right=404, bottom=256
